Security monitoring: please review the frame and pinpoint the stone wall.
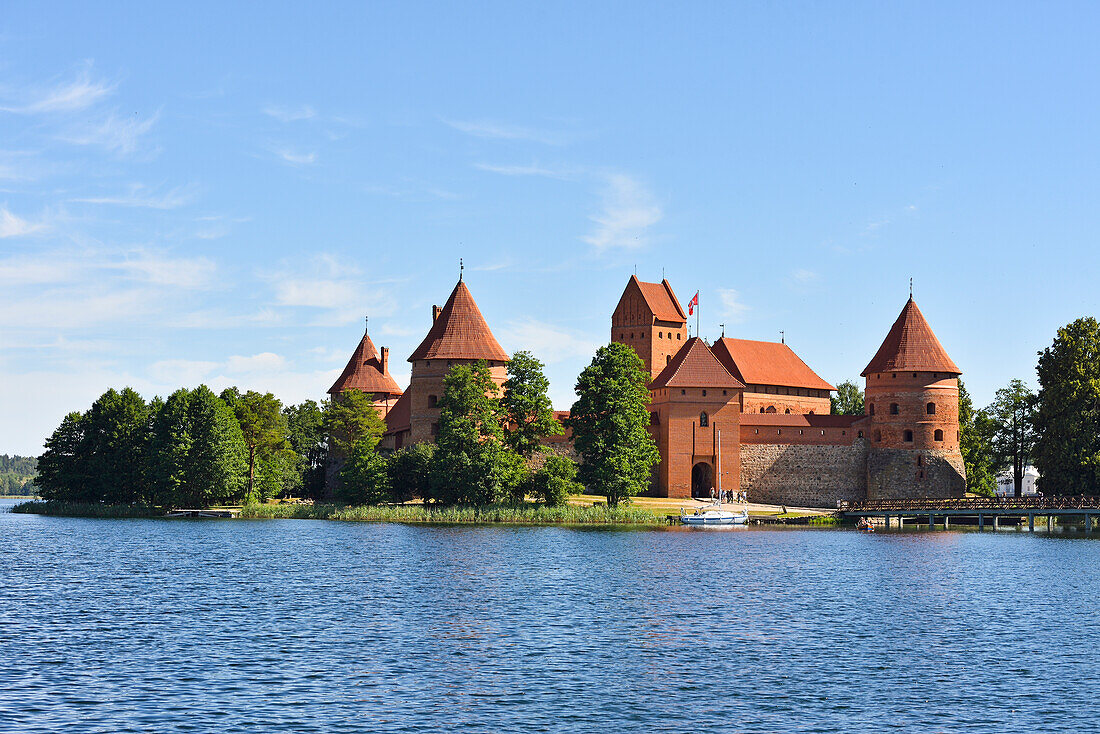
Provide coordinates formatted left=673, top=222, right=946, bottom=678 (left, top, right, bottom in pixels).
left=740, top=439, right=869, bottom=508
left=866, top=448, right=966, bottom=500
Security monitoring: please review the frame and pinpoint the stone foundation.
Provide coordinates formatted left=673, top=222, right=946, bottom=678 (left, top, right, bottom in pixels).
left=866, top=448, right=965, bottom=500
left=740, top=439, right=869, bottom=508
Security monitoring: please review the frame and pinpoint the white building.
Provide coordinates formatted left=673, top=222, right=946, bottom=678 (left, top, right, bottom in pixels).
left=995, top=466, right=1040, bottom=496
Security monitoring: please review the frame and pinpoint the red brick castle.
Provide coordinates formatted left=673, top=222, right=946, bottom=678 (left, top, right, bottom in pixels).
left=329, top=274, right=966, bottom=507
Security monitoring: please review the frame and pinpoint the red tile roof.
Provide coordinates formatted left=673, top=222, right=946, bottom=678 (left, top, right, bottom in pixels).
left=862, top=297, right=961, bottom=376
left=408, top=279, right=510, bottom=362
left=711, top=338, right=835, bottom=391
left=650, top=337, right=745, bottom=389
left=633, top=276, right=687, bottom=323
left=328, top=330, right=403, bottom=396
left=383, top=390, right=411, bottom=435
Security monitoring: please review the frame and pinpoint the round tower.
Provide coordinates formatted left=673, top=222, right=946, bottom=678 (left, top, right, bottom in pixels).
left=862, top=297, right=965, bottom=500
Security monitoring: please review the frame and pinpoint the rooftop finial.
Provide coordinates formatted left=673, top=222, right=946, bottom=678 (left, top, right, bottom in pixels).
left=909, top=277, right=913, bottom=299
left=364, top=315, right=369, bottom=334
left=720, top=323, right=725, bottom=338
left=460, top=258, right=464, bottom=281
left=780, top=330, right=785, bottom=344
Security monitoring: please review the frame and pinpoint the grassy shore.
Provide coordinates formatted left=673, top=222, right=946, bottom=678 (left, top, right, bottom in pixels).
left=11, top=500, right=165, bottom=518
left=238, top=501, right=666, bottom=526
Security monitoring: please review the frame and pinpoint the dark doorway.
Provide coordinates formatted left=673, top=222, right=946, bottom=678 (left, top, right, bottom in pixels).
left=691, top=462, right=714, bottom=499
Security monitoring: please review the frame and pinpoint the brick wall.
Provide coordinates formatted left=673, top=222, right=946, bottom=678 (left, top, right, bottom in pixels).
left=740, top=439, right=869, bottom=508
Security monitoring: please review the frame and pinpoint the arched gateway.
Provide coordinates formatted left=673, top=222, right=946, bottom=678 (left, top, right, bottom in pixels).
left=691, top=462, right=714, bottom=499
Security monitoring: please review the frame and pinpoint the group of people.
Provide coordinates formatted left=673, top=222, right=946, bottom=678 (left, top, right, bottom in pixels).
left=709, top=488, right=747, bottom=504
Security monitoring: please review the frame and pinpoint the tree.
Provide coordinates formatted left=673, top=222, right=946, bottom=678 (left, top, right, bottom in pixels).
left=501, top=351, right=562, bottom=457
left=430, top=361, right=527, bottom=505
left=527, top=455, right=583, bottom=506
left=1034, top=317, right=1100, bottom=495
left=37, top=412, right=87, bottom=502
left=323, top=390, right=385, bottom=456
left=81, top=388, right=149, bottom=504
left=985, top=379, right=1038, bottom=498
left=222, top=389, right=290, bottom=502
left=566, top=343, right=659, bottom=506
left=147, top=386, right=247, bottom=507
left=338, top=439, right=391, bottom=505
left=958, top=380, right=996, bottom=496
left=830, top=380, right=865, bottom=416
left=284, top=400, right=327, bottom=498
left=387, top=443, right=435, bottom=503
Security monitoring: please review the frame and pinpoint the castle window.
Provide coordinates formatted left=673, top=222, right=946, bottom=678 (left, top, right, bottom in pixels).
left=857, top=431, right=863, bottom=438
left=754, top=429, right=759, bottom=434
left=873, top=430, right=881, bottom=442
left=934, top=429, right=944, bottom=441
left=784, top=408, right=791, bottom=414
left=722, top=390, right=727, bottom=396
left=428, top=395, right=438, bottom=408
left=659, top=332, right=663, bottom=338
left=777, top=429, right=782, bottom=435
left=702, top=390, right=707, bottom=397
left=903, top=430, right=913, bottom=442
left=765, top=406, right=776, bottom=414
left=798, top=429, right=803, bottom=435
left=667, top=355, right=671, bottom=364
left=820, top=430, right=825, bottom=435
left=699, top=412, right=709, bottom=427
left=809, top=410, right=815, bottom=415
left=681, top=389, right=686, bottom=395
left=759, top=407, right=765, bottom=413
left=913, top=373, right=917, bottom=378
left=926, top=402, right=936, bottom=415
left=917, top=456, right=923, bottom=466
left=890, top=403, right=899, bottom=415
left=892, top=374, right=897, bottom=378
left=870, top=404, right=875, bottom=416
left=677, top=333, right=681, bottom=340
left=919, top=470, right=924, bottom=479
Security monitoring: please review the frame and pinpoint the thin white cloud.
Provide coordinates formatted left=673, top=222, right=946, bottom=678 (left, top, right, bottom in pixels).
left=273, top=148, right=317, bottom=165
left=72, top=183, right=195, bottom=209
left=226, top=352, right=286, bottom=374
left=60, top=109, right=160, bottom=155
left=0, top=207, right=48, bottom=238
left=791, top=268, right=820, bottom=285
left=474, top=162, right=571, bottom=178
left=148, top=359, right=219, bottom=385
left=443, top=118, right=568, bottom=145
left=263, top=104, right=316, bottom=122
left=1, top=68, right=115, bottom=114
left=264, top=255, right=394, bottom=326
left=717, top=288, right=750, bottom=324
left=498, top=318, right=603, bottom=364
left=581, top=173, right=662, bottom=251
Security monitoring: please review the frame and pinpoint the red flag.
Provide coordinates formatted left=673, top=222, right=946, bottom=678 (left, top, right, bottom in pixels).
left=687, top=291, right=699, bottom=315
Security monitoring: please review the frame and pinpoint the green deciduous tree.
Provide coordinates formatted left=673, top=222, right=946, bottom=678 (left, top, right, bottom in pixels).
left=501, top=350, right=562, bottom=457
left=985, top=379, right=1038, bottom=498
left=387, top=443, right=435, bottom=503
left=222, top=388, right=291, bottom=502
left=338, top=439, right=391, bottom=505
left=958, top=380, right=996, bottom=496
left=323, top=390, right=385, bottom=456
left=527, top=455, right=583, bottom=506
left=830, top=380, right=865, bottom=416
left=566, top=342, right=659, bottom=506
left=430, top=360, right=527, bottom=505
left=284, top=399, right=327, bottom=498
left=1034, top=317, right=1100, bottom=495
left=37, top=412, right=87, bottom=502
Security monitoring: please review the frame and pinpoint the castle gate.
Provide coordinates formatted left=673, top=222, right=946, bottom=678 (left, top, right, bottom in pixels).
left=691, top=462, right=714, bottom=499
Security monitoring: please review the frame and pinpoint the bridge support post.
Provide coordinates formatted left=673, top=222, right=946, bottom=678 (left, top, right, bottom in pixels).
left=1028, top=514, right=1034, bottom=532
left=944, top=515, right=950, bottom=529
left=1087, top=514, right=1093, bottom=533
left=928, top=513, right=934, bottom=529
left=993, top=515, right=999, bottom=530
left=1048, top=515, right=1053, bottom=533
left=978, top=513, right=984, bottom=531
left=883, top=515, right=890, bottom=530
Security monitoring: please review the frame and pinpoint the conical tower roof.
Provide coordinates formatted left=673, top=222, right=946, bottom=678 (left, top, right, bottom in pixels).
left=862, top=297, right=960, bottom=376
left=408, top=279, right=510, bottom=362
left=328, top=328, right=403, bottom=396
left=651, top=337, right=745, bottom=389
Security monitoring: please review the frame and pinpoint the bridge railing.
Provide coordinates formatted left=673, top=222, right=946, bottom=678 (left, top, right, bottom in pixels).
left=837, top=496, right=1100, bottom=512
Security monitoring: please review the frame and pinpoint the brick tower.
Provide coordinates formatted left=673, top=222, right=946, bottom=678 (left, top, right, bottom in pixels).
left=327, top=322, right=403, bottom=418
left=649, top=337, right=745, bottom=498
left=406, top=277, right=509, bottom=445
left=611, top=276, right=688, bottom=381
left=863, top=297, right=965, bottom=499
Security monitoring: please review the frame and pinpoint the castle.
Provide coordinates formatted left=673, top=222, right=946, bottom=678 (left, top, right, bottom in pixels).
left=328, top=274, right=966, bottom=507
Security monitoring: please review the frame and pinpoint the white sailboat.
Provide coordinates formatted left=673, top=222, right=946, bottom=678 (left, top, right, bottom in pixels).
left=680, top=429, right=749, bottom=526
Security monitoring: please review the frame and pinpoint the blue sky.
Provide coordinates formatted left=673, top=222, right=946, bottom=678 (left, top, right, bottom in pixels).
left=1, top=2, right=1098, bottom=454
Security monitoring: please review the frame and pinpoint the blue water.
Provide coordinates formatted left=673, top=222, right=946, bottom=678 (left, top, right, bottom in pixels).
left=3, top=499, right=1099, bottom=733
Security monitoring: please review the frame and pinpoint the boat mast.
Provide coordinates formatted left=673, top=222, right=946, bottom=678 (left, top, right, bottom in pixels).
left=717, top=428, right=722, bottom=504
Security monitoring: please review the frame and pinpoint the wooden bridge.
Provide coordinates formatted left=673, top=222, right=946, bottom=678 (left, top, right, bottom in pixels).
left=836, top=496, right=1100, bottom=531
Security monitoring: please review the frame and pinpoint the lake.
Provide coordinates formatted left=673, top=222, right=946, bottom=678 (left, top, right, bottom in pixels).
left=3, top=497, right=1099, bottom=733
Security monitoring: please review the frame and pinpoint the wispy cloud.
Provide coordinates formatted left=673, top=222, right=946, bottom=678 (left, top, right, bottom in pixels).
left=1, top=67, right=115, bottom=114
left=60, top=109, right=160, bottom=155
left=790, top=268, right=820, bottom=285
left=264, top=255, right=394, bottom=325
left=717, top=288, right=750, bottom=324
left=474, top=162, right=571, bottom=178
left=272, top=148, right=317, bottom=165
left=263, top=104, right=316, bottom=122
left=443, top=118, right=569, bottom=145
left=226, top=352, right=286, bottom=374
left=581, top=173, right=662, bottom=251
left=498, top=318, right=602, bottom=364
left=72, top=183, right=195, bottom=209
left=0, top=207, right=48, bottom=238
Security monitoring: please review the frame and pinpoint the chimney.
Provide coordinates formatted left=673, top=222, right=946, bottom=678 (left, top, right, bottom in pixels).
left=432, top=305, right=442, bottom=322
left=380, top=347, right=389, bottom=374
